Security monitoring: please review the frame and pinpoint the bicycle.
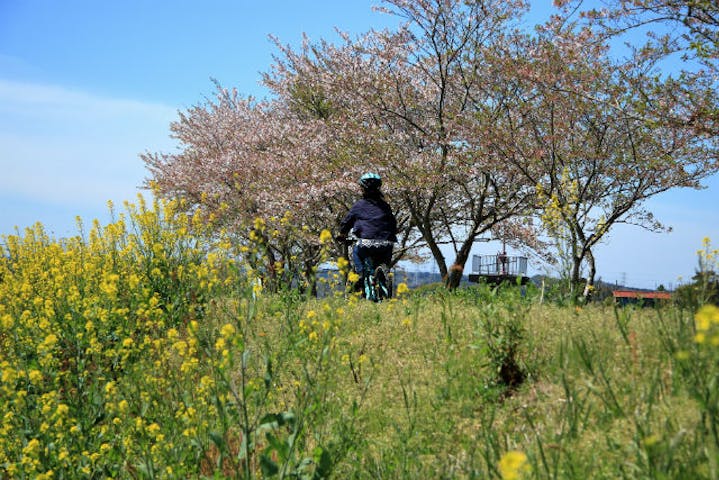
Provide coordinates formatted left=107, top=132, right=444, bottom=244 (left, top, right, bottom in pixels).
left=338, top=236, right=393, bottom=302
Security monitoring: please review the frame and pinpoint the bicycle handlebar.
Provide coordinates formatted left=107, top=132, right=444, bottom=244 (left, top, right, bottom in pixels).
left=335, top=235, right=357, bottom=247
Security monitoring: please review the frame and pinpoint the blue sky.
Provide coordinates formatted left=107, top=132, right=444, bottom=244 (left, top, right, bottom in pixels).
left=1, top=1, right=717, bottom=289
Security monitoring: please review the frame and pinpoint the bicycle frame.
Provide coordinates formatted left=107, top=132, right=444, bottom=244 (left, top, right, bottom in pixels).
left=340, top=237, right=392, bottom=301
left=360, top=257, right=390, bottom=302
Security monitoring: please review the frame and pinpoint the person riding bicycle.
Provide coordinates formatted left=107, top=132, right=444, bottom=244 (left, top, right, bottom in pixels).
left=337, top=173, right=397, bottom=287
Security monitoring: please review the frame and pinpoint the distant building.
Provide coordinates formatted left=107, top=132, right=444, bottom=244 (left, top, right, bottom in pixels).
left=612, top=290, right=671, bottom=307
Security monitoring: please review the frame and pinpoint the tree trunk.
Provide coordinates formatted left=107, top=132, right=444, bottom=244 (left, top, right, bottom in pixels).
left=430, top=245, right=448, bottom=279
left=446, top=236, right=475, bottom=289
left=571, top=254, right=583, bottom=299
left=582, top=249, right=596, bottom=303
left=568, top=227, right=584, bottom=301
left=445, top=264, right=464, bottom=290
left=416, top=221, right=449, bottom=281
left=406, top=200, right=449, bottom=281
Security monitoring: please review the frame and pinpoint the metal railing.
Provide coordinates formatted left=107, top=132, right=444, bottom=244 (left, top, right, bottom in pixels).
left=471, top=254, right=528, bottom=277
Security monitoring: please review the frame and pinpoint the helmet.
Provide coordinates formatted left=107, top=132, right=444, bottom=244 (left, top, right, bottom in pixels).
left=359, top=172, right=382, bottom=190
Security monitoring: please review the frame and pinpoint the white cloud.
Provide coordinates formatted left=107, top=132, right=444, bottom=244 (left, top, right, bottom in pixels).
left=0, top=79, right=175, bottom=119
left=0, top=79, right=178, bottom=236
left=0, top=79, right=178, bottom=205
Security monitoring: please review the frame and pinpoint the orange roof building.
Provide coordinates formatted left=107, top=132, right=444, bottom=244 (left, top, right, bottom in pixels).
left=612, top=290, right=671, bottom=306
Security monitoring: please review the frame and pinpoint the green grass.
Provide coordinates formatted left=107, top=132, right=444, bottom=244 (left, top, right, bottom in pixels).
left=3, top=200, right=718, bottom=478
left=2, top=264, right=717, bottom=478
left=187, top=285, right=717, bottom=479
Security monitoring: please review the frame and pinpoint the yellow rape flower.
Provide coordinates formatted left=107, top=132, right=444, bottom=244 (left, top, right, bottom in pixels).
left=173, top=340, right=188, bottom=357
left=43, top=333, right=58, bottom=348
left=28, top=369, right=43, bottom=384
left=56, top=404, right=69, bottom=417
left=128, top=273, right=140, bottom=290
left=181, top=357, right=199, bottom=373
left=253, top=280, right=263, bottom=297
left=1, top=313, right=13, bottom=329
left=695, top=304, right=719, bottom=346
left=319, top=229, right=333, bottom=244
left=23, top=438, right=41, bottom=456
left=498, top=450, right=531, bottom=480
left=396, top=282, right=409, bottom=296
left=220, top=323, right=236, bottom=338
left=695, top=304, right=719, bottom=332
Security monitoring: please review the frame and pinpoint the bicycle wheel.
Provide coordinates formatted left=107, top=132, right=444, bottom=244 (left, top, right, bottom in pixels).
left=362, top=258, right=375, bottom=300
left=363, top=272, right=374, bottom=301
left=373, top=265, right=390, bottom=301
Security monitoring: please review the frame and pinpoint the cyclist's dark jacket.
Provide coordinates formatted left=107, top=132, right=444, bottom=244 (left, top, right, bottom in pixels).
left=339, top=196, right=397, bottom=242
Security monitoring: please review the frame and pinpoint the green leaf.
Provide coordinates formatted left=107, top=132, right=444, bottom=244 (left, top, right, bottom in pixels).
left=295, top=457, right=315, bottom=480
left=209, top=431, right=226, bottom=451
left=238, top=431, right=248, bottom=460
left=259, top=411, right=295, bottom=430
left=242, top=349, right=251, bottom=369
left=260, top=453, right=279, bottom=477
left=265, top=432, right=289, bottom=459
left=313, top=446, right=332, bottom=479
left=264, top=356, right=273, bottom=390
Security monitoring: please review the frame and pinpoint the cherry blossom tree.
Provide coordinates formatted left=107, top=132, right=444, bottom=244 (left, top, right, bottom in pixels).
left=145, top=0, right=717, bottom=296
left=488, top=18, right=719, bottom=299
left=556, top=0, right=718, bottom=62
left=263, top=0, right=538, bottom=287
left=143, top=86, right=341, bottom=291
left=555, top=0, right=718, bottom=137
left=142, top=81, right=418, bottom=293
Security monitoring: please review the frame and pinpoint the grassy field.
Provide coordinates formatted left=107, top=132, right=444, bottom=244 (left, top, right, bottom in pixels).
left=1, top=199, right=718, bottom=479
